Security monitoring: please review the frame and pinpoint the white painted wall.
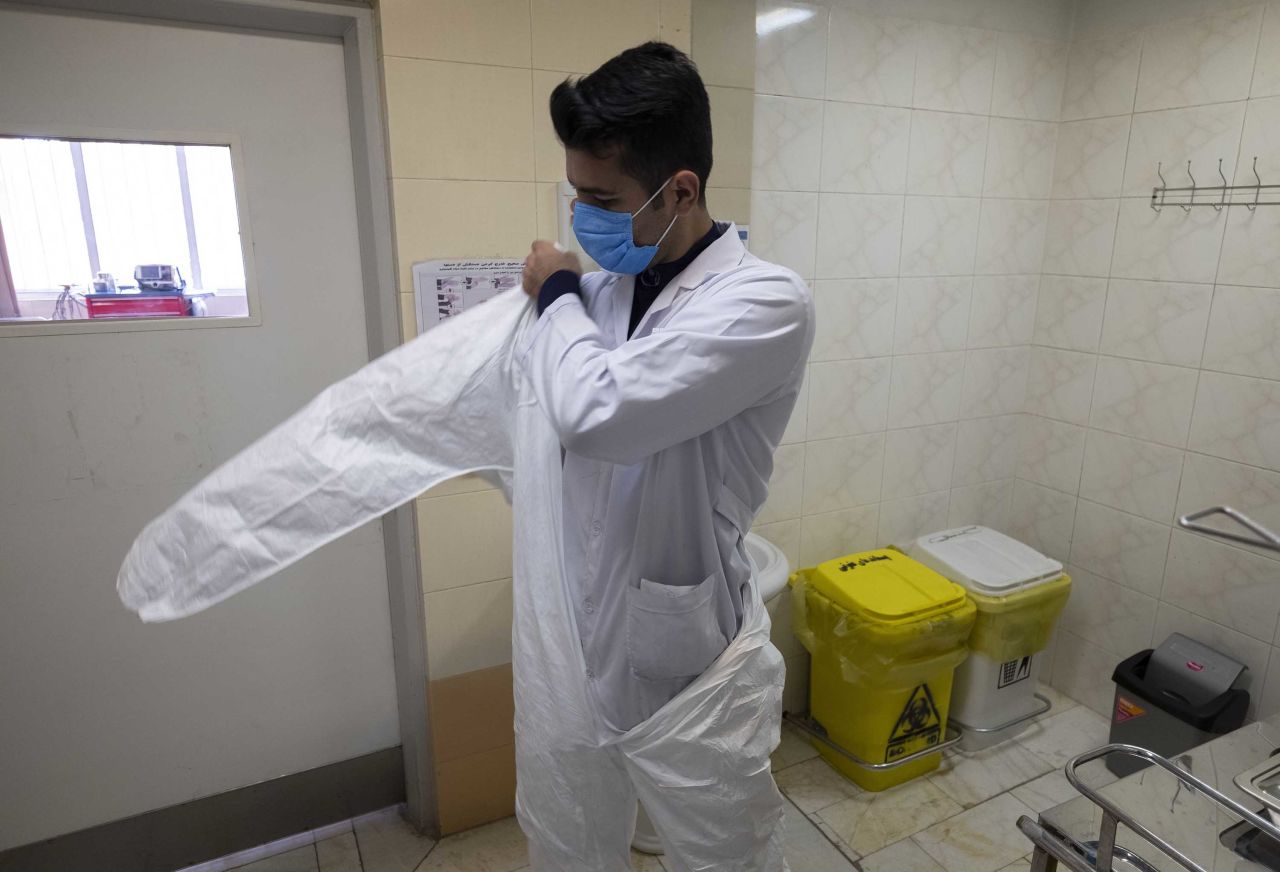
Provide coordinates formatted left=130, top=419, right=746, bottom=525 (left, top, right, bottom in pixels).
left=0, top=8, right=399, bottom=848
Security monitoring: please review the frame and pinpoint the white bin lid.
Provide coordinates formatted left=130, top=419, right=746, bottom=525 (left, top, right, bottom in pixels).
left=909, top=526, right=1063, bottom=595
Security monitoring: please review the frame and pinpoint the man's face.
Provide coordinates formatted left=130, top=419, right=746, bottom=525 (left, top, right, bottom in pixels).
left=565, top=147, right=672, bottom=248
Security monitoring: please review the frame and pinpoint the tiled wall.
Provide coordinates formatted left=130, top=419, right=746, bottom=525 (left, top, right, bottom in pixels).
left=742, top=0, right=1075, bottom=706
left=745, top=0, right=1280, bottom=730
left=373, top=0, right=693, bottom=834
left=1028, top=0, right=1280, bottom=722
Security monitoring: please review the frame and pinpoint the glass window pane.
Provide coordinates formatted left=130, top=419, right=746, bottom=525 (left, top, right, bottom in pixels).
left=185, top=145, right=246, bottom=291
left=0, top=137, right=91, bottom=291
left=0, top=135, right=249, bottom=325
left=81, top=141, right=192, bottom=289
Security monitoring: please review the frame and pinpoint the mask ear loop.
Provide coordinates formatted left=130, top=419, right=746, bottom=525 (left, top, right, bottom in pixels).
left=635, top=175, right=680, bottom=251
left=653, top=211, right=680, bottom=248
left=635, top=175, right=677, bottom=216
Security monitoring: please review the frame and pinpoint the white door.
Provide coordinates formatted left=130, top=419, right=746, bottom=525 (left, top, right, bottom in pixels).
left=0, top=7, right=399, bottom=847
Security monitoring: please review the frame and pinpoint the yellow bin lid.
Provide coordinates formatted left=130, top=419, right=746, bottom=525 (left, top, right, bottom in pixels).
left=806, top=549, right=968, bottom=623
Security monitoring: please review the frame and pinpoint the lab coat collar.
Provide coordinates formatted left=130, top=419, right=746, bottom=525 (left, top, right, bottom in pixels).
left=618, top=223, right=747, bottom=340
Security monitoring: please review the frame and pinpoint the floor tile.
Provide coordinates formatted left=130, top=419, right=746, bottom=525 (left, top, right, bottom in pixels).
left=1013, top=705, right=1110, bottom=768
left=780, top=797, right=857, bottom=871
left=222, top=692, right=1102, bottom=872
left=772, top=723, right=820, bottom=771
left=913, top=793, right=1038, bottom=872
left=629, top=849, right=665, bottom=870
left=415, top=816, right=527, bottom=871
left=928, top=740, right=1054, bottom=808
left=231, top=845, right=318, bottom=872
left=815, top=777, right=961, bottom=856
left=1010, top=770, right=1079, bottom=815
left=774, top=757, right=863, bottom=814
left=814, top=818, right=861, bottom=865
left=859, top=838, right=945, bottom=871
left=354, top=807, right=435, bottom=872
left=316, top=832, right=361, bottom=872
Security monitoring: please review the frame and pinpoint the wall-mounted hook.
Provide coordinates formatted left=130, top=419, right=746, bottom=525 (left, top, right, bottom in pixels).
left=1215, top=158, right=1227, bottom=211
left=1152, top=161, right=1167, bottom=212
left=1249, top=156, right=1262, bottom=212
left=1182, top=160, right=1196, bottom=212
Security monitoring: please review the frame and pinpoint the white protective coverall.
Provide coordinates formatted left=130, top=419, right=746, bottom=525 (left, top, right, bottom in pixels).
left=118, top=229, right=811, bottom=872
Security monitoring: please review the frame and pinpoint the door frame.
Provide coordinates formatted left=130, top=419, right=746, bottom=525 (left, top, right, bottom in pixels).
left=1, top=0, right=438, bottom=835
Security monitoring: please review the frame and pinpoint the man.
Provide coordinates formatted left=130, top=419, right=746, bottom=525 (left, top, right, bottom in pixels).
left=518, top=42, right=814, bottom=869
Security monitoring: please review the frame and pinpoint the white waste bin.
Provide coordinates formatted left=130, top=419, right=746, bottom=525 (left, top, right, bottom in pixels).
left=909, top=526, right=1071, bottom=751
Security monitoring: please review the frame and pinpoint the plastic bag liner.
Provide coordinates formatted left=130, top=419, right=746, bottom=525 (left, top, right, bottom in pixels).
left=790, top=571, right=975, bottom=688
left=117, top=287, right=791, bottom=871
left=963, top=576, right=1071, bottom=663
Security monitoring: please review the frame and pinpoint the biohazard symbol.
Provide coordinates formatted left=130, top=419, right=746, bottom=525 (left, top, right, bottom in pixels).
left=885, top=684, right=943, bottom=763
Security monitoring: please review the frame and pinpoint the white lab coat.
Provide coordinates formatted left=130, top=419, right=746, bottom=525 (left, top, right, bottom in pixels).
left=117, top=228, right=811, bottom=871
left=522, top=226, right=813, bottom=731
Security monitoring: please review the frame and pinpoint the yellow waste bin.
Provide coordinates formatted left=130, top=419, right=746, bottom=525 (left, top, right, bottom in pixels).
left=790, top=549, right=976, bottom=791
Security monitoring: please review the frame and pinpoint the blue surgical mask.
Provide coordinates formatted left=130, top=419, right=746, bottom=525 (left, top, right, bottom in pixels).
left=572, top=177, right=679, bottom=274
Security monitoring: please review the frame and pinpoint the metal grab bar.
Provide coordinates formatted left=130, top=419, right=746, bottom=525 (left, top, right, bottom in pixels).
left=1019, top=817, right=1167, bottom=872
left=1019, top=816, right=1096, bottom=872
left=954, top=692, right=1052, bottom=734
left=782, top=712, right=962, bottom=771
left=1051, top=744, right=1280, bottom=871
left=1179, top=506, right=1280, bottom=554
left=1080, top=841, right=1163, bottom=872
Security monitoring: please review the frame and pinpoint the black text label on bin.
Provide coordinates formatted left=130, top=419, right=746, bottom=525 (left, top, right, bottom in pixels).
left=886, top=684, right=943, bottom=763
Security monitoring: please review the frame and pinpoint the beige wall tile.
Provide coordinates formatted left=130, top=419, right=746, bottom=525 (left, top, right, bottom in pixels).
left=384, top=58, right=534, bottom=181
left=660, top=0, right=693, bottom=53
left=531, top=0, right=661, bottom=74
left=398, top=291, right=418, bottom=342
left=393, top=179, right=536, bottom=290
left=533, top=68, right=577, bottom=182
left=691, top=0, right=755, bottom=89
left=425, top=577, right=514, bottom=680
left=535, top=181, right=560, bottom=242
left=708, top=85, right=754, bottom=190
left=422, top=472, right=499, bottom=498
left=435, top=744, right=517, bottom=835
left=378, top=0, right=533, bottom=68
left=707, top=186, right=750, bottom=225
left=417, top=489, right=514, bottom=592
left=429, top=663, right=514, bottom=762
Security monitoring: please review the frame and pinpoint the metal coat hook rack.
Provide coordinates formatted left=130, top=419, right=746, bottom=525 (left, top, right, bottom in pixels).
left=1151, top=156, right=1278, bottom=211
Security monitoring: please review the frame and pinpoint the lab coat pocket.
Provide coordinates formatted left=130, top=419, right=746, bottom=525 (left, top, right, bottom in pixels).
left=627, top=571, right=728, bottom=682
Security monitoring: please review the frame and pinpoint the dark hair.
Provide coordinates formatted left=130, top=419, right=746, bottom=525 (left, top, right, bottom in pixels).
left=550, top=41, right=712, bottom=203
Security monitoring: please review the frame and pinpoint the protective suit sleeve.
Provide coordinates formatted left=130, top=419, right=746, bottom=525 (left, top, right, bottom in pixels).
left=117, top=289, right=533, bottom=622
left=519, top=272, right=811, bottom=467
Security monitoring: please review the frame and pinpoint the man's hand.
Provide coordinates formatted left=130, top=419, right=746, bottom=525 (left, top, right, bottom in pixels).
left=523, top=240, right=582, bottom=298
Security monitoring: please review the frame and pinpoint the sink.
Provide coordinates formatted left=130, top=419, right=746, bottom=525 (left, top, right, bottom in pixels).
left=1236, top=754, right=1280, bottom=827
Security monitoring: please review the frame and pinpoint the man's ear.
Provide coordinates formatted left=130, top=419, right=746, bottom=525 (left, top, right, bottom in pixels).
left=671, top=169, right=702, bottom=214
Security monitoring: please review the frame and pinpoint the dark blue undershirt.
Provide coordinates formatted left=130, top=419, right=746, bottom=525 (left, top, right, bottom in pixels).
left=538, top=221, right=728, bottom=338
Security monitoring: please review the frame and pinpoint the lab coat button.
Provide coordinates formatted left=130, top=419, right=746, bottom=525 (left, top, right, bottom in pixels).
left=591, top=521, right=602, bottom=536
left=583, top=598, right=595, bottom=614
left=585, top=668, right=596, bottom=680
